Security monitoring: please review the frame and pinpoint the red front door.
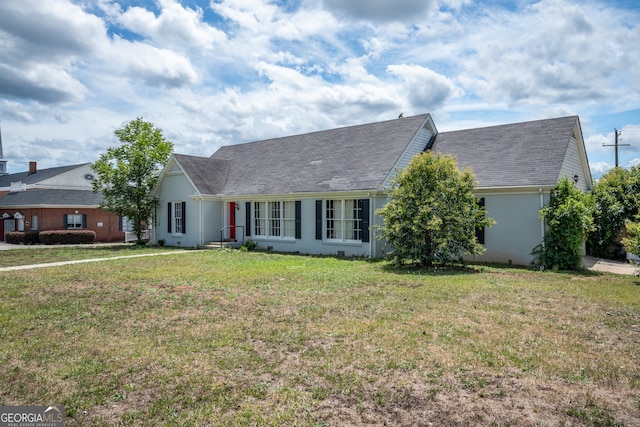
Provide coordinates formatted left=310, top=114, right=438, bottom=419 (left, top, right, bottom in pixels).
left=229, top=202, right=236, bottom=240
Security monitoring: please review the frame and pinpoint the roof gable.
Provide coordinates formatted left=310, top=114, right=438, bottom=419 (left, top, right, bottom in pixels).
left=432, top=116, right=580, bottom=189
left=0, top=163, right=92, bottom=190
left=173, top=154, right=230, bottom=195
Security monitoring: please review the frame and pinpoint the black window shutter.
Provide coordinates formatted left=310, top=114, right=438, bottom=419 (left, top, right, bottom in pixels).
left=476, top=197, right=485, bottom=244
left=295, top=200, right=302, bottom=239
left=63, top=214, right=68, bottom=229
left=82, top=214, right=87, bottom=229
left=245, top=202, right=251, bottom=237
left=168, top=202, right=172, bottom=233
left=119, top=216, right=123, bottom=232
left=361, top=199, right=370, bottom=242
left=181, top=202, right=186, bottom=234
left=315, top=200, right=322, bottom=240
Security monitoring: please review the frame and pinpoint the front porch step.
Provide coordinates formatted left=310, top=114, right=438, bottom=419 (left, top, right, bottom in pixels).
left=202, top=241, right=243, bottom=249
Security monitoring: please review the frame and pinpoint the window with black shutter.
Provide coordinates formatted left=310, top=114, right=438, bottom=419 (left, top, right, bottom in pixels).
left=476, top=197, right=486, bottom=244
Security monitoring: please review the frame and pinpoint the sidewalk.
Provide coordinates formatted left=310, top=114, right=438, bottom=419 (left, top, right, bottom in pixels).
left=0, top=241, right=189, bottom=272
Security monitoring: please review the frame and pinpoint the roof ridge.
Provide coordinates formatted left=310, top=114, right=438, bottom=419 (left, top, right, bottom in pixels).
left=440, top=115, right=577, bottom=134
left=213, top=113, right=431, bottom=152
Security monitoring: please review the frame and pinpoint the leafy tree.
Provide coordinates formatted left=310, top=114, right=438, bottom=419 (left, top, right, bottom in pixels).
left=92, top=118, right=173, bottom=243
left=621, top=220, right=640, bottom=259
left=536, top=176, right=594, bottom=270
left=376, top=151, right=494, bottom=267
left=588, top=166, right=640, bottom=258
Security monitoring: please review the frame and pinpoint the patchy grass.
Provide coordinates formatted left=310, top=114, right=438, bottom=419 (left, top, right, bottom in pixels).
left=0, top=245, right=185, bottom=267
left=0, top=249, right=639, bottom=426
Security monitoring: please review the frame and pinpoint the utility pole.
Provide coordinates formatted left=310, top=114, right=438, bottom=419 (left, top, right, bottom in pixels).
left=603, top=129, right=629, bottom=167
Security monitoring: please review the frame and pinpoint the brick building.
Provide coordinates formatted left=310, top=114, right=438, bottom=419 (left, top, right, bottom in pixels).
left=0, top=188, right=125, bottom=242
left=0, top=161, right=127, bottom=243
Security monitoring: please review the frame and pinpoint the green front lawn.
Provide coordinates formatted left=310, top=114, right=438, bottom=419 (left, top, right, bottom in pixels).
left=0, top=249, right=638, bottom=425
left=0, top=245, right=185, bottom=267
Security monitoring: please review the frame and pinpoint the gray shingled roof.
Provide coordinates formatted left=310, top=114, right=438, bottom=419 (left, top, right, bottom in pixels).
left=207, top=114, right=431, bottom=195
left=432, top=116, right=579, bottom=188
left=171, top=114, right=581, bottom=197
left=173, top=154, right=230, bottom=195
left=0, top=163, right=89, bottom=188
left=0, top=189, right=103, bottom=207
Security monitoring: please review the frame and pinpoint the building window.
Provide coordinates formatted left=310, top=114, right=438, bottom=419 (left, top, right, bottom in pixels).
left=31, top=215, right=38, bottom=231
left=173, top=202, right=183, bottom=234
left=254, top=202, right=266, bottom=236
left=167, top=201, right=186, bottom=234
left=283, top=201, right=295, bottom=238
left=253, top=200, right=296, bottom=239
left=324, top=199, right=366, bottom=242
left=345, top=199, right=363, bottom=240
left=325, top=200, right=342, bottom=239
left=120, top=216, right=134, bottom=232
left=66, top=214, right=85, bottom=229
left=270, top=201, right=281, bottom=236
left=316, top=199, right=369, bottom=242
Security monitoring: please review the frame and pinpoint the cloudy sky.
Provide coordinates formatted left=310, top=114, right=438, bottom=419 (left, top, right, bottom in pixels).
left=0, top=0, right=638, bottom=179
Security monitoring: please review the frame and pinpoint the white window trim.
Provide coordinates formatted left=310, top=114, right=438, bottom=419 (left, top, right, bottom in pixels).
left=67, top=213, right=84, bottom=230
left=172, top=201, right=184, bottom=236
left=253, top=200, right=296, bottom=240
left=324, top=198, right=363, bottom=243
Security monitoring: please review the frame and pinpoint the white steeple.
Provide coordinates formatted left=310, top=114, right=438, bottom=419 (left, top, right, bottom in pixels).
left=0, top=124, right=8, bottom=176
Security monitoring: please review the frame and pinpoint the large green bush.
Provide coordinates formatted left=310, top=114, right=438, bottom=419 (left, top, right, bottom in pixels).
left=376, top=151, right=493, bottom=267
left=4, top=231, right=40, bottom=245
left=536, top=177, right=594, bottom=270
left=39, top=230, right=96, bottom=245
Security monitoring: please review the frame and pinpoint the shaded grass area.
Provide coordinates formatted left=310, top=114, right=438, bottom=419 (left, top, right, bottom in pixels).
left=0, top=245, right=185, bottom=267
left=0, top=249, right=639, bottom=426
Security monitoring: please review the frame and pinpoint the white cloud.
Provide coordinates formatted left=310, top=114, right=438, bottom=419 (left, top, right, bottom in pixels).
left=387, top=64, right=461, bottom=112
left=117, top=0, right=227, bottom=49
left=108, top=37, right=200, bottom=88
left=0, top=0, right=638, bottom=178
left=0, top=0, right=106, bottom=104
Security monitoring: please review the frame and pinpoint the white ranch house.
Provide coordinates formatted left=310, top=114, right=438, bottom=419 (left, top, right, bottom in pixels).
left=152, top=114, right=592, bottom=265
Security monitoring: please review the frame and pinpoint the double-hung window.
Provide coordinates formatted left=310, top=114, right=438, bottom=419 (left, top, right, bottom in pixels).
left=254, top=202, right=266, bottom=236
left=345, top=199, right=363, bottom=240
left=253, top=200, right=296, bottom=239
left=173, top=202, right=183, bottom=234
left=168, top=201, right=186, bottom=234
left=320, top=198, right=369, bottom=242
left=66, top=214, right=85, bottom=229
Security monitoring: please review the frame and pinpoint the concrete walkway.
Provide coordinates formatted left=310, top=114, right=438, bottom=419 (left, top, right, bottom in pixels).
left=0, top=241, right=190, bottom=272
left=0, top=251, right=190, bottom=272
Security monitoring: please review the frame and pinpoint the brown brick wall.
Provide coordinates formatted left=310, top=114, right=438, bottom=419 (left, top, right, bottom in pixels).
left=0, top=207, right=125, bottom=242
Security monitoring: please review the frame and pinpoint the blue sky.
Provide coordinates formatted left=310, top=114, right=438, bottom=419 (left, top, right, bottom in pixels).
left=0, top=0, right=638, bottom=180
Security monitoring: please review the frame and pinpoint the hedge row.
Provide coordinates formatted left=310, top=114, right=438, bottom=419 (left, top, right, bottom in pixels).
left=5, top=231, right=40, bottom=245
left=5, top=230, right=96, bottom=245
